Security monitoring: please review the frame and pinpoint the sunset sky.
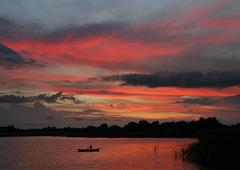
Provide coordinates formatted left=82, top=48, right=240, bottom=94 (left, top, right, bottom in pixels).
left=0, top=0, right=240, bottom=128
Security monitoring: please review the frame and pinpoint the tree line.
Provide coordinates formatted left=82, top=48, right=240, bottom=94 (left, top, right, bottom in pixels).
left=0, top=117, right=238, bottom=138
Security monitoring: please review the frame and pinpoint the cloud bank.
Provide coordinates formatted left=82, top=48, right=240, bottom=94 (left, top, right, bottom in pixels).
left=175, top=94, right=240, bottom=106
left=101, top=70, right=240, bottom=88
left=0, top=92, right=82, bottom=104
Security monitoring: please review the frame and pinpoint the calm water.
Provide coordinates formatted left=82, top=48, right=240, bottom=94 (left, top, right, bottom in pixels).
left=0, top=137, right=199, bottom=170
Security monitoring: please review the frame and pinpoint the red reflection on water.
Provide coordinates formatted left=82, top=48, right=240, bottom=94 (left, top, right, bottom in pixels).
left=0, top=137, right=198, bottom=169
left=79, top=138, right=199, bottom=169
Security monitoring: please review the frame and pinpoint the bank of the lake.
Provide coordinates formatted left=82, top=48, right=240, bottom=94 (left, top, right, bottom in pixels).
left=0, top=117, right=223, bottom=138
left=183, top=126, right=240, bottom=170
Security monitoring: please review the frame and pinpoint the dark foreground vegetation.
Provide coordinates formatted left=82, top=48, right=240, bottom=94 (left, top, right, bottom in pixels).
left=0, top=117, right=224, bottom=138
left=182, top=125, right=240, bottom=170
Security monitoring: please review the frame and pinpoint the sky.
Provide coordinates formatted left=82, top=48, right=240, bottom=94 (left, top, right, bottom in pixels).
left=0, top=0, right=240, bottom=128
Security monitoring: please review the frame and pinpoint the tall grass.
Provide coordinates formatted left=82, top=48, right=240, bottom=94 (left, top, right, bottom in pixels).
left=183, top=127, right=240, bottom=170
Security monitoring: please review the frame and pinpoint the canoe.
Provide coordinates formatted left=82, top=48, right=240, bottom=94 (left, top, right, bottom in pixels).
left=78, top=148, right=100, bottom=152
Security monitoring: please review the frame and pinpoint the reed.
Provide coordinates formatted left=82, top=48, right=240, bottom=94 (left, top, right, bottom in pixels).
left=182, top=127, right=240, bottom=170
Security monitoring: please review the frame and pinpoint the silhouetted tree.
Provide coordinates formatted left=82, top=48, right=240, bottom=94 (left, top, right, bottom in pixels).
left=151, top=121, right=160, bottom=130
left=138, top=120, right=150, bottom=131
left=0, top=125, right=16, bottom=132
left=99, top=123, right=108, bottom=129
left=160, top=121, right=175, bottom=129
left=85, top=125, right=97, bottom=133
left=109, top=125, right=121, bottom=131
left=124, top=122, right=139, bottom=131
left=175, top=121, right=188, bottom=129
left=196, top=117, right=221, bottom=130
left=0, top=117, right=228, bottom=138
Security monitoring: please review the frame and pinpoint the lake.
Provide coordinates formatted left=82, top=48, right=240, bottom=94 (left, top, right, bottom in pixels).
left=0, top=137, right=199, bottom=169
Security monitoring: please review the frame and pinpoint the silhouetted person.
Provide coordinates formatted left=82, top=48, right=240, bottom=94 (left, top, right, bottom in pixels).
left=90, top=145, right=92, bottom=151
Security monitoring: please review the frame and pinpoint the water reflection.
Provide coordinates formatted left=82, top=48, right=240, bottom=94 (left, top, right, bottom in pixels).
left=0, top=137, right=199, bottom=169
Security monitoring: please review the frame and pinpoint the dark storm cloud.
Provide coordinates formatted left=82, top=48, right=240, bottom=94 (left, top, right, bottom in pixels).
left=90, top=117, right=109, bottom=122
left=175, top=98, right=218, bottom=105
left=175, top=94, right=240, bottom=106
left=72, top=109, right=105, bottom=116
left=37, top=92, right=63, bottom=103
left=222, top=94, right=240, bottom=105
left=0, top=95, right=33, bottom=103
left=0, top=101, right=144, bottom=128
left=77, top=89, right=135, bottom=97
left=147, top=48, right=240, bottom=72
left=21, top=51, right=32, bottom=55
left=102, top=70, right=240, bottom=88
left=44, top=116, right=55, bottom=120
left=0, top=92, right=82, bottom=104
left=0, top=43, right=26, bottom=69
left=59, top=94, right=82, bottom=104
left=173, top=42, right=240, bottom=71
left=39, top=22, right=128, bottom=42
left=0, top=43, right=43, bottom=69
left=0, top=17, right=12, bottom=25
left=74, top=117, right=85, bottom=121
left=81, top=109, right=104, bottom=114
left=0, top=16, right=35, bottom=42
left=38, top=92, right=83, bottom=104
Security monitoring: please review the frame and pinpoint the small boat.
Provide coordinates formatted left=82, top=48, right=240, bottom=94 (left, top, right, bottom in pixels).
left=78, top=148, right=100, bottom=152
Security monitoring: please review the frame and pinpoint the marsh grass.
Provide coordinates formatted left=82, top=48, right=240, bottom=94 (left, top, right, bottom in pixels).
left=181, top=127, right=240, bottom=170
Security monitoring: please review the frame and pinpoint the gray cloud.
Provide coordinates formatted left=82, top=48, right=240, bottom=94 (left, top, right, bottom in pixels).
left=0, top=95, right=32, bottom=103
left=0, top=92, right=83, bottom=104
left=44, top=116, right=55, bottom=120
left=38, top=22, right=128, bottom=42
left=74, top=117, right=85, bottom=121
left=175, top=43, right=240, bottom=71
left=105, top=103, right=126, bottom=108
left=90, top=117, right=109, bottom=122
left=0, top=2, right=239, bottom=73
left=37, top=92, right=63, bottom=103
left=0, top=102, right=63, bottom=128
left=222, top=94, right=240, bottom=105
left=33, top=102, right=48, bottom=112
left=81, top=109, right=104, bottom=114
left=21, top=51, right=32, bottom=55
left=0, top=17, right=12, bottom=25
left=175, top=98, right=218, bottom=105
left=72, top=109, right=105, bottom=116
left=0, top=102, right=124, bottom=128
left=42, top=92, right=82, bottom=104
left=101, top=70, right=240, bottom=88
left=0, top=43, right=43, bottom=69
left=175, top=94, right=240, bottom=106
left=0, top=16, right=34, bottom=41
left=0, top=0, right=177, bottom=32
left=0, top=43, right=26, bottom=69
